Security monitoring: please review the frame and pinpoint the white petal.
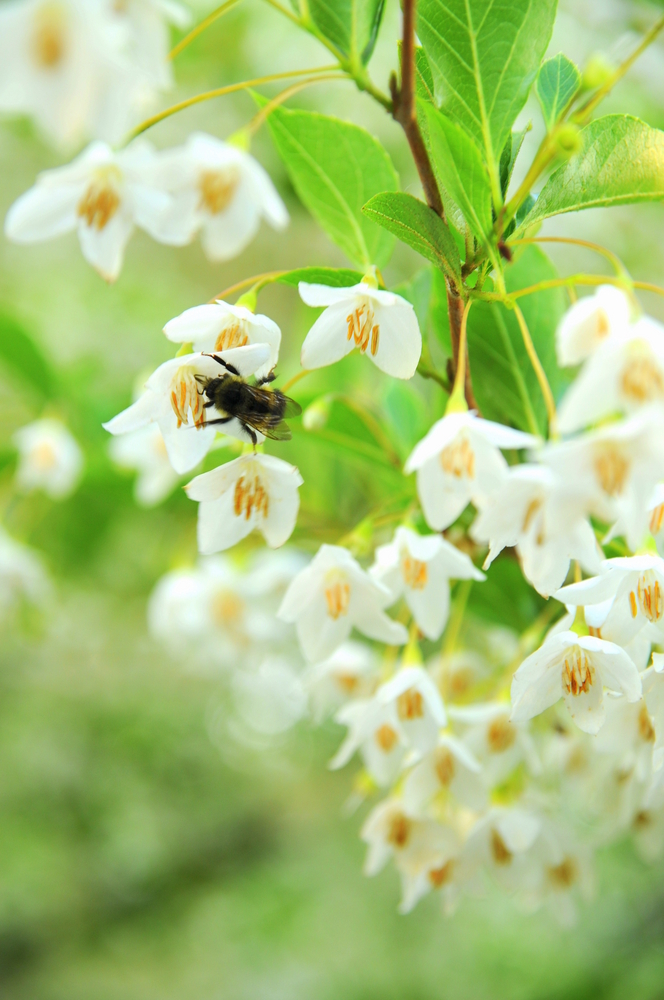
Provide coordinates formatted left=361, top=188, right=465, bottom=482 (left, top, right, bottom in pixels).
left=103, top=391, right=156, bottom=435
left=300, top=301, right=356, bottom=370
left=77, top=209, right=134, bottom=282
left=197, top=491, right=254, bottom=553
left=201, top=191, right=260, bottom=262
left=370, top=300, right=421, bottom=379
left=5, top=182, right=81, bottom=242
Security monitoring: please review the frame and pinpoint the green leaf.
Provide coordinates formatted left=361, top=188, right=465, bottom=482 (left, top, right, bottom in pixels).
left=424, top=105, right=493, bottom=248
left=0, top=311, right=57, bottom=398
left=414, top=45, right=436, bottom=105
left=521, top=115, right=664, bottom=229
left=263, top=104, right=399, bottom=268
left=307, top=0, right=385, bottom=64
left=362, top=192, right=461, bottom=282
left=467, top=246, right=569, bottom=435
left=468, top=555, right=546, bottom=632
left=500, top=124, right=531, bottom=197
left=417, top=0, right=557, bottom=195
left=536, top=54, right=581, bottom=130
left=276, top=267, right=363, bottom=288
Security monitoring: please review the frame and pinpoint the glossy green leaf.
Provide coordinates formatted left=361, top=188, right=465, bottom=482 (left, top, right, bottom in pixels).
left=500, top=124, right=530, bottom=197
left=417, top=0, right=557, bottom=191
left=468, top=555, right=547, bottom=632
left=307, top=0, right=385, bottom=64
left=277, top=267, right=363, bottom=288
left=467, top=246, right=569, bottom=436
left=522, top=115, right=664, bottom=229
left=0, top=311, right=57, bottom=398
left=362, top=192, right=461, bottom=282
left=536, top=54, right=581, bottom=129
left=263, top=104, right=399, bottom=268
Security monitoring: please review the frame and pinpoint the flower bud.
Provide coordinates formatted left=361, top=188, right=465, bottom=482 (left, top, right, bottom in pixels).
left=582, top=53, right=614, bottom=91
left=553, top=123, right=582, bottom=159
left=303, top=395, right=332, bottom=431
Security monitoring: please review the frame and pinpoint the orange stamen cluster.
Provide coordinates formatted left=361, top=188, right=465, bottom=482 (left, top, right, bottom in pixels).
left=402, top=554, right=428, bottom=590
left=346, top=302, right=379, bottom=356
left=630, top=572, right=664, bottom=622
left=170, top=368, right=206, bottom=429
left=233, top=472, right=269, bottom=521
left=214, top=320, right=249, bottom=352
left=562, top=647, right=594, bottom=697
left=324, top=577, right=350, bottom=619
left=440, top=434, right=475, bottom=479
left=397, top=687, right=424, bottom=721
left=198, top=168, right=240, bottom=215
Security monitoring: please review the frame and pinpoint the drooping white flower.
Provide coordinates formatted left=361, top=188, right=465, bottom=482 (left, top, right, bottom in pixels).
left=13, top=417, right=83, bottom=499
left=330, top=696, right=408, bottom=785
left=643, top=653, right=664, bottom=769
left=231, top=656, right=307, bottom=736
left=5, top=140, right=175, bottom=281
left=370, top=526, right=485, bottom=640
left=461, top=807, right=543, bottom=894
left=511, top=630, right=641, bottom=735
left=0, top=526, right=50, bottom=617
left=520, top=820, right=595, bottom=927
left=185, top=452, right=303, bottom=554
left=111, top=0, right=191, bottom=92
left=558, top=317, right=664, bottom=433
left=305, top=641, right=379, bottom=723
left=404, top=411, right=538, bottom=531
left=277, top=544, right=408, bottom=663
left=556, top=285, right=632, bottom=367
left=298, top=280, right=421, bottom=379
left=360, top=798, right=458, bottom=889
left=108, top=423, right=179, bottom=507
left=403, top=735, right=486, bottom=812
left=153, top=132, right=288, bottom=261
left=377, top=665, right=447, bottom=755
left=449, top=701, right=540, bottom=787
left=594, top=694, right=656, bottom=785
left=540, top=407, right=664, bottom=551
left=163, top=299, right=281, bottom=381
left=103, top=343, right=270, bottom=474
left=470, top=464, right=602, bottom=597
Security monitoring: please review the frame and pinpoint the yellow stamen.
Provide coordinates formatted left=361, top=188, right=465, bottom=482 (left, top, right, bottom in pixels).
left=487, top=715, right=516, bottom=753
left=77, top=167, right=122, bottom=231
left=31, top=2, right=67, bottom=68
left=233, top=471, right=269, bottom=521
left=387, top=813, right=411, bottom=848
left=491, top=829, right=512, bottom=865
left=169, top=367, right=206, bottom=429
left=594, top=445, right=630, bottom=496
left=375, top=723, right=398, bottom=752
left=214, top=320, right=249, bottom=352
left=434, top=748, right=455, bottom=787
left=402, top=554, right=428, bottom=590
left=562, top=647, right=594, bottom=697
left=198, top=168, right=240, bottom=214
left=346, top=301, right=379, bottom=354
left=440, top=434, right=475, bottom=479
left=396, top=688, right=424, bottom=721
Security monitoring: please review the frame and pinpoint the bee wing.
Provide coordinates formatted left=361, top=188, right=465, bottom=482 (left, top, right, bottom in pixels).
left=260, top=421, right=292, bottom=442
left=282, top=395, right=303, bottom=418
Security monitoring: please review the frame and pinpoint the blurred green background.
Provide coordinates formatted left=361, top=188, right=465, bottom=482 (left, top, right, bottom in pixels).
left=3, top=1, right=664, bottom=997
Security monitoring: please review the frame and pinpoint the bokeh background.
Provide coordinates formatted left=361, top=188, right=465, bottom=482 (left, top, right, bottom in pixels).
left=2, top=1, right=664, bottom=997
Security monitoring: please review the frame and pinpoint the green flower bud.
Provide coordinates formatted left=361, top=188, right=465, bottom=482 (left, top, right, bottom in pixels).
left=302, top=395, right=332, bottom=431
left=553, top=123, right=582, bottom=159
left=582, top=53, right=614, bottom=91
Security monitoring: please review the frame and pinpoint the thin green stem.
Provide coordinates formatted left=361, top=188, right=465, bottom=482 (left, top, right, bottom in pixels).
left=281, top=369, right=312, bottom=394
left=509, top=236, right=629, bottom=278
left=513, top=303, right=558, bottom=437
left=442, top=579, right=473, bottom=657
left=169, top=0, right=242, bottom=60
left=470, top=272, right=639, bottom=303
left=209, top=271, right=288, bottom=303
left=245, top=73, right=346, bottom=135
left=416, top=364, right=451, bottom=392
left=336, top=395, right=402, bottom=467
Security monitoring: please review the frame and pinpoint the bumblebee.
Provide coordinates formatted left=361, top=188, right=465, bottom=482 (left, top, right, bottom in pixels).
left=196, top=353, right=302, bottom=445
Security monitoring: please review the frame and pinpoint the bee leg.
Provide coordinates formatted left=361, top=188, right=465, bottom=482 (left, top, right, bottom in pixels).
left=255, top=371, right=276, bottom=387
left=241, top=423, right=258, bottom=448
left=203, top=353, right=240, bottom=376
left=204, top=416, right=234, bottom=427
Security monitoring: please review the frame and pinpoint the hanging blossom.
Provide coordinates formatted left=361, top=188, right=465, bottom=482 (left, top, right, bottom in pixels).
left=103, top=343, right=270, bottom=474
left=185, top=452, right=304, bottom=554
left=108, top=423, right=179, bottom=507
left=305, top=641, right=379, bottom=723
left=277, top=544, right=409, bottom=663
left=448, top=701, right=540, bottom=787
left=556, top=284, right=633, bottom=367
left=111, top=0, right=191, bottom=93
left=13, top=417, right=83, bottom=499
left=298, top=279, right=422, bottom=379
left=402, top=734, right=486, bottom=813
left=404, top=411, right=538, bottom=531
left=370, top=526, right=485, bottom=640
left=152, top=132, right=289, bottom=261
left=0, top=525, right=51, bottom=617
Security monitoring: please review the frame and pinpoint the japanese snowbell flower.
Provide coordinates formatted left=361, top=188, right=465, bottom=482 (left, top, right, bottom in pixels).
left=278, top=544, right=408, bottom=663
left=111, top=0, right=191, bottom=91
left=643, top=654, right=664, bottom=769
left=403, top=735, right=486, bottom=812
left=404, top=411, right=537, bottom=531
left=299, top=280, right=421, bottom=379
left=163, top=299, right=280, bottom=381
left=231, top=656, right=307, bottom=736
left=449, top=701, right=540, bottom=787
left=13, top=417, right=83, bottom=499
left=153, top=132, right=289, bottom=260
left=461, top=807, right=543, bottom=894
left=556, top=285, right=632, bottom=367
left=108, top=423, right=179, bottom=507
left=370, top=526, right=485, bottom=640
left=185, top=452, right=303, bottom=554
left=0, top=526, right=50, bottom=617
left=330, top=696, right=408, bottom=785
left=594, top=695, right=656, bottom=782
left=5, top=140, right=174, bottom=281
left=511, top=630, right=641, bottom=735
left=103, top=343, right=270, bottom=474
left=377, top=665, right=447, bottom=755
left=305, top=641, right=379, bottom=723
left=558, top=317, right=664, bottom=433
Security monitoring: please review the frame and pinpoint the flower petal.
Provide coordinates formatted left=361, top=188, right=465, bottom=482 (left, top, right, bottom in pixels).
left=300, top=300, right=356, bottom=370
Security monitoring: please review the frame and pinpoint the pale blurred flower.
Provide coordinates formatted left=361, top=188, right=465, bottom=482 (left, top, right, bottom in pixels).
left=0, top=526, right=50, bottom=615
left=185, top=452, right=303, bottom=554
left=377, top=665, right=447, bottom=755
left=648, top=483, right=664, bottom=557
left=449, top=701, right=540, bottom=787
left=330, top=695, right=408, bottom=785
left=231, top=656, right=307, bottom=735
left=299, top=281, right=421, bottom=379
left=404, top=411, right=537, bottom=531
left=643, top=653, right=664, bottom=769
left=111, top=0, right=191, bottom=92
left=108, top=423, right=179, bottom=506
left=403, top=735, right=486, bottom=812
left=461, top=807, right=543, bottom=894
left=103, top=344, right=270, bottom=474
left=556, top=285, right=632, bottom=367
left=305, top=641, right=378, bottom=723
left=13, top=417, right=83, bottom=499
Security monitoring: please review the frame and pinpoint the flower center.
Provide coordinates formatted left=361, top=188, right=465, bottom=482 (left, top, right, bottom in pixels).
left=638, top=704, right=655, bottom=742
left=335, top=672, right=359, bottom=694
left=650, top=503, right=664, bottom=536
left=620, top=349, right=664, bottom=403
left=630, top=571, right=663, bottom=622
left=562, top=647, right=595, bottom=697
left=396, top=687, right=424, bottom=721
left=324, top=572, right=350, bottom=620
left=213, top=320, right=249, bottom=353
left=346, top=301, right=379, bottom=356
left=387, top=812, right=411, bottom=849
left=31, top=2, right=67, bottom=68
left=440, top=433, right=475, bottom=479
left=434, top=747, right=455, bottom=787
left=429, top=860, right=455, bottom=887
left=595, top=309, right=610, bottom=339
left=634, top=810, right=652, bottom=830
left=170, top=367, right=206, bottom=429
left=210, top=588, right=244, bottom=626
left=547, top=857, right=577, bottom=890
left=522, top=497, right=543, bottom=532
left=374, top=723, right=398, bottom=752
left=77, top=167, right=122, bottom=232
left=31, top=441, right=58, bottom=471
left=593, top=444, right=630, bottom=496
left=233, top=471, right=269, bottom=521
left=198, top=168, right=240, bottom=215
left=487, top=715, right=516, bottom=753
left=401, top=553, right=428, bottom=590
left=490, top=829, right=512, bottom=865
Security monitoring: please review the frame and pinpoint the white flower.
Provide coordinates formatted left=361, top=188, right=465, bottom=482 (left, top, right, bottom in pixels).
left=461, top=807, right=543, bottom=893
left=403, top=735, right=486, bottom=812
left=540, top=407, right=664, bottom=551
left=558, top=317, right=664, bottom=433
left=108, top=423, right=179, bottom=506
left=643, top=653, right=664, bottom=769
left=330, top=696, right=408, bottom=785
left=103, top=343, right=270, bottom=474
left=13, top=418, right=83, bottom=499
left=449, top=701, right=540, bottom=787
left=163, top=300, right=280, bottom=381
left=0, top=526, right=50, bottom=616
left=231, top=656, right=307, bottom=736
left=511, top=630, right=641, bottom=735
left=277, top=544, right=408, bottom=663
left=556, top=285, right=632, bottom=367
left=5, top=140, right=174, bottom=281
left=185, top=452, right=303, bottom=554
left=153, top=132, right=288, bottom=261
left=305, top=641, right=379, bottom=723
left=556, top=555, right=664, bottom=648
left=370, top=526, right=485, bottom=640
left=520, top=820, right=595, bottom=927
left=111, top=0, right=191, bottom=92
left=360, top=798, right=458, bottom=887
left=404, top=411, right=537, bottom=531
left=299, top=281, right=421, bottom=379
left=470, top=464, right=602, bottom=597
left=377, top=665, right=447, bottom=755
left=594, top=695, right=656, bottom=783
left=648, top=483, right=664, bottom=557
